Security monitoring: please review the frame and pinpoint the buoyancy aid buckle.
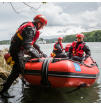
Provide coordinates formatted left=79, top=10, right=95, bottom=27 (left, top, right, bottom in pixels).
left=73, top=51, right=76, bottom=55
left=50, top=53, right=56, bottom=57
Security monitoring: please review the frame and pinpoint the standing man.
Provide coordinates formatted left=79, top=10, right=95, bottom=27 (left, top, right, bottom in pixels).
left=0, top=15, right=47, bottom=98
left=51, top=37, right=67, bottom=58
left=68, top=34, right=91, bottom=62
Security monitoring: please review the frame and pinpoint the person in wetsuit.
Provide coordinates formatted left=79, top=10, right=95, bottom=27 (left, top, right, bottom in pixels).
left=68, top=34, right=91, bottom=62
left=0, top=15, right=47, bottom=98
left=51, top=37, right=67, bottom=58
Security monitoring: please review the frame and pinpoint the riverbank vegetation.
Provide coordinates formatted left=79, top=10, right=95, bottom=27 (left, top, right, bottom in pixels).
left=0, top=49, right=21, bottom=87
left=0, top=49, right=11, bottom=84
left=63, top=30, right=101, bottom=42
left=0, top=51, right=11, bottom=72
left=0, top=30, right=101, bottom=45
left=0, top=40, right=10, bottom=45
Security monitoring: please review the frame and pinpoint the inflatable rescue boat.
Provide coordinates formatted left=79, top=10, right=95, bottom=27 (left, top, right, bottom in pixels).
left=23, top=44, right=99, bottom=88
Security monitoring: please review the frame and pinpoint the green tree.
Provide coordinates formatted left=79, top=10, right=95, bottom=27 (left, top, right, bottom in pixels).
left=63, top=30, right=101, bottom=42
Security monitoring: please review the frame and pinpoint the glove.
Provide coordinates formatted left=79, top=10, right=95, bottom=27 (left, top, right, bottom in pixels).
left=42, top=54, right=47, bottom=57
left=39, top=54, right=43, bottom=58
left=83, top=57, right=86, bottom=61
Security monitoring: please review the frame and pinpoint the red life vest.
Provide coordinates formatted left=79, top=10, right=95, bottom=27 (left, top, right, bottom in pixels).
left=72, top=41, right=84, bottom=57
left=51, top=42, right=64, bottom=57
left=16, top=22, right=40, bottom=45
left=65, top=43, right=72, bottom=52
left=54, top=42, right=64, bottom=51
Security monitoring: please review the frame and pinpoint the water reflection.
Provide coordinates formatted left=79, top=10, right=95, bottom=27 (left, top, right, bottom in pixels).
left=21, top=83, right=100, bottom=103
left=1, top=78, right=100, bottom=103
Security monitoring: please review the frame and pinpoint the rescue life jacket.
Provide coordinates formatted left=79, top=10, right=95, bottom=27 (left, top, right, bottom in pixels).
left=53, top=42, right=64, bottom=51
left=12, top=22, right=40, bottom=48
left=51, top=42, right=64, bottom=57
left=72, top=41, right=84, bottom=57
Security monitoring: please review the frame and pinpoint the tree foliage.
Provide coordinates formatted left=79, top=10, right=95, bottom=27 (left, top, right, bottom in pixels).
left=63, top=30, right=101, bottom=42
left=0, top=40, right=10, bottom=45
left=0, top=30, right=101, bottom=45
left=39, top=38, right=44, bottom=41
left=42, top=2, right=47, bottom=4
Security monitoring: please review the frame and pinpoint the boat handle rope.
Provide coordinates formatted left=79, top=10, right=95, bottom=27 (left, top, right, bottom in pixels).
left=21, top=57, right=43, bottom=77
left=41, top=57, right=51, bottom=87
left=27, top=58, right=43, bottom=62
left=20, top=57, right=33, bottom=92
left=51, top=57, right=98, bottom=68
left=20, top=57, right=43, bottom=92
left=65, top=83, right=87, bottom=94
left=82, top=56, right=98, bottom=67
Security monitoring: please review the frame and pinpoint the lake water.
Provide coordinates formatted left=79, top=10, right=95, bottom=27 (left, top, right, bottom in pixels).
left=0, top=42, right=101, bottom=103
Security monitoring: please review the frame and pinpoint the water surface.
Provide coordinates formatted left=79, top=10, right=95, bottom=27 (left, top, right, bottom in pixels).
left=0, top=42, right=101, bottom=103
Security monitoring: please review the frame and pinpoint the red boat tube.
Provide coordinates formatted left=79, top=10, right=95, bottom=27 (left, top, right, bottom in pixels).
left=23, top=56, right=99, bottom=88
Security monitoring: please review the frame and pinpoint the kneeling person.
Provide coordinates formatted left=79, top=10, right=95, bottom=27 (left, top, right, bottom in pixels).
left=51, top=37, right=67, bottom=58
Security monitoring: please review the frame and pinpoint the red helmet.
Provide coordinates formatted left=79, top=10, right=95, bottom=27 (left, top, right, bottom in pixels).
left=58, top=37, right=63, bottom=40
left=34, top=15, right=47, bottom=26
left=76, top=34, right=84, bottom=38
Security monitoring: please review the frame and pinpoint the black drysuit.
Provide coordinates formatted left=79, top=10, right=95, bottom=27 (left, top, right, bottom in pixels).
left=53, top=42, right=67, bottom=58
left=2, top=22, right=42, bottom=93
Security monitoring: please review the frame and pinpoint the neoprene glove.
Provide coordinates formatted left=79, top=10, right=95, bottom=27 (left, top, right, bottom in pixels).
left=42, top=54, right=47, bottom=57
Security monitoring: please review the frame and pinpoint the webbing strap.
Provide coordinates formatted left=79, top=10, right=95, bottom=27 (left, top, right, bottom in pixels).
left=41, top=58, right=51, bottom=87
left=17, top=31, right=23, bottom=40
left=51, top=57, right=97, bottom=68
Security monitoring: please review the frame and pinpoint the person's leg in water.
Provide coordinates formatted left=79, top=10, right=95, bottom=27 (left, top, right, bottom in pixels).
left=0, top=61, right=21, bottom=98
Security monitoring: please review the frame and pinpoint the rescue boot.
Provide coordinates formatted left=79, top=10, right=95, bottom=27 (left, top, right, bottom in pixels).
left=0, top=90, right=15, bottom=98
